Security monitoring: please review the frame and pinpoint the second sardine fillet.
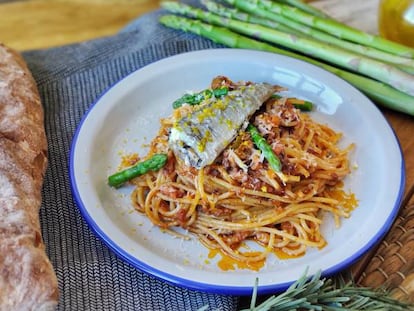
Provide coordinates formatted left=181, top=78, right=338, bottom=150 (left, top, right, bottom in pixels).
left=169, top=82, right=279, bottom=168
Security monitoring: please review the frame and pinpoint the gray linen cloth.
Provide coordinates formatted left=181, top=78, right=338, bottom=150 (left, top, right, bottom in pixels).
left=22, top=8, right=241, bottom=311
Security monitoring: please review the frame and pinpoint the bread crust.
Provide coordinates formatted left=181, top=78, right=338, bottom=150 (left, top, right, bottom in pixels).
left=0, top=43, right=58, bottom=311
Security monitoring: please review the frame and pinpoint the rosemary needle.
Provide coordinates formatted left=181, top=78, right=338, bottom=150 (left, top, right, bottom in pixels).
left=242, top=270, right=414, bottom=311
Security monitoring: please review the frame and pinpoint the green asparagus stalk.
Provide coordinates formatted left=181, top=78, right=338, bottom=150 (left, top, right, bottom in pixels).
left=201, top=0, right=303, bottom=36
left=272, top=94, right=313, bottom=111
left=202, top=0, right=414, bottom=74
left=247, top=123, right=288, bottom=183
left=162, top=2, right=414, bottom=97
left=159, top=15, right=414, bottom=116
left=225, top=0, right=414, bottom=58
left=108, top=153, right=168, bottom=188
left=274, top=0, right=329, bottom=18
left=247, top=123, right=282, bottom=173
left=172, top=86, right=229, bottom=108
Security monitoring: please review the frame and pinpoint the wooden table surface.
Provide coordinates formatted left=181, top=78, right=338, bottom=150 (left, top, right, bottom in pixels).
left=1, top=0, right=414, bottom=302
left=0, top=0, right=161, bottom=51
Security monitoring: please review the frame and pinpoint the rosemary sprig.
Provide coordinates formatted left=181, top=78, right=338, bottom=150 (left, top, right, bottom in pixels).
left=243, top=270, right=414, bottom=311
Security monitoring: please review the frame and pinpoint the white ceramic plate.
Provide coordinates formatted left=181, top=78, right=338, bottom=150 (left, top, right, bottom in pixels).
left=70, top=49, right=405, bottom=295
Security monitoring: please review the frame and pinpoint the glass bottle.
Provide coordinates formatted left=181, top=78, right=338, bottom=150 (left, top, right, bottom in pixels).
left=378, top=0, right=414, bottom=47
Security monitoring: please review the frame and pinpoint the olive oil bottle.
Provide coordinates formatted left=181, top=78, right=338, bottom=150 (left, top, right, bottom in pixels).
left=379, top=0, right=414, bottom=47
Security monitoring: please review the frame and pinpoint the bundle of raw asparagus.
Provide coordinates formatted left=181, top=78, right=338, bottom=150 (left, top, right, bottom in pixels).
left=159, top=0, right=414, bottom=116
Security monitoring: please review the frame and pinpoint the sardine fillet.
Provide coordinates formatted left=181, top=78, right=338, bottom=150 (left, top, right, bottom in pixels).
left=169, top=82, right=278, bottom=168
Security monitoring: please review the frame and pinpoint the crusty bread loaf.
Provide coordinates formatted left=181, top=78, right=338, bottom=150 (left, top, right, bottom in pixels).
left=0, top=43, right=58, bottom=311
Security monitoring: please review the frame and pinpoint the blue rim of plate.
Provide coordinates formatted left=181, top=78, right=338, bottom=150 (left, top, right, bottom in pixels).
left=69, top=49, right=406, bottom=296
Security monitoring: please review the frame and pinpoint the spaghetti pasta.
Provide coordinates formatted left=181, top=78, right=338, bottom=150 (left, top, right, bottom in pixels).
left=126, top=77, right=357, bottom=269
